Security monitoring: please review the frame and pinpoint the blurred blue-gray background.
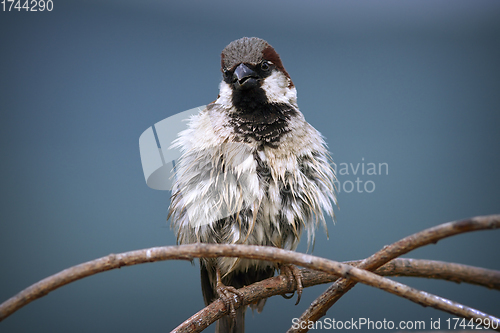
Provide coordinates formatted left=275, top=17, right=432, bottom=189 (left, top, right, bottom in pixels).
left=1, top=1, right=499, bottom=332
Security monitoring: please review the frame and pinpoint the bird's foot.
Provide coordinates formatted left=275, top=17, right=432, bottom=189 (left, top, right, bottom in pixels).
left=216, top=281, right=244, bottom=320
left=279, top=264, right=303, bottom=305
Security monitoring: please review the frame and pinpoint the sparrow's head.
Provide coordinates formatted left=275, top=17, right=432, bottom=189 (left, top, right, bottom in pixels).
left=217, top=37, right=297, bottom=108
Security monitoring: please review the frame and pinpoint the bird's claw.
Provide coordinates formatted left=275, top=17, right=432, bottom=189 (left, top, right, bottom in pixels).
left=280, top=264, right=303, bottom=305
left=216, top=283, right=243, bottom=320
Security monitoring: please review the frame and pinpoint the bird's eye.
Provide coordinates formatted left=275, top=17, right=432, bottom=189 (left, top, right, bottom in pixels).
left=260, top=61, right=271, bottom=71
left=223, top=68, right=231, bottom=79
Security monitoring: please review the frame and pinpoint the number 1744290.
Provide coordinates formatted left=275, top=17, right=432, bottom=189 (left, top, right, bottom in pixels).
left=1, top=0, right=54, bottom=11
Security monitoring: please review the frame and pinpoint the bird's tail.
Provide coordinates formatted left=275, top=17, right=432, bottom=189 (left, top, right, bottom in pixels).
left=215, top=306, right=246, bottom=333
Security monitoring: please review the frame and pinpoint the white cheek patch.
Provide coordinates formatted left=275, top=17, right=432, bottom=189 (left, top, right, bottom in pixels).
left=261, top=71, right=296, bottom=104
left=215, top=81, right=232, bottom=105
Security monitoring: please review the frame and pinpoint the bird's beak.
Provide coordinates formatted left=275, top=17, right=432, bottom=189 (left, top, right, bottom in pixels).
left=233, top=63, right=259, bottom=90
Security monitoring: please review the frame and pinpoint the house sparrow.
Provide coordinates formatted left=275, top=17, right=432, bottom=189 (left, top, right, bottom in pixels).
left=169, top=37, right=336, bottom=333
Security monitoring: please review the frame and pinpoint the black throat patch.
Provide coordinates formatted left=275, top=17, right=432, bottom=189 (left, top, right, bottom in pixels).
left=230, top=86, right=298, bottom=146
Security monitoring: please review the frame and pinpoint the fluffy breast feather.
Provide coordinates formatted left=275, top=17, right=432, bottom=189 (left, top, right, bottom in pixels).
left=169, top=103, right=336, bottom=274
